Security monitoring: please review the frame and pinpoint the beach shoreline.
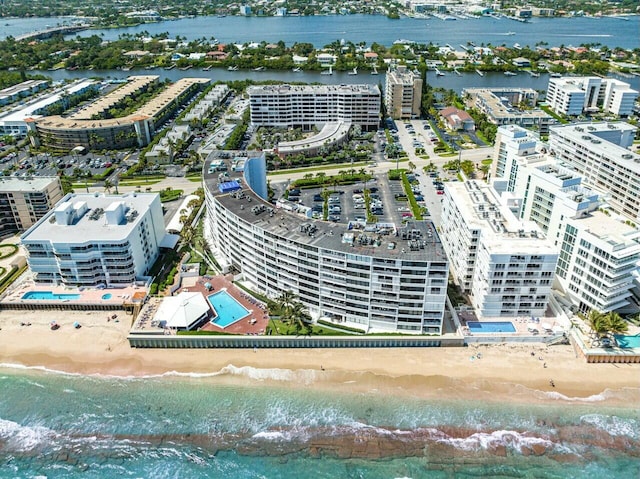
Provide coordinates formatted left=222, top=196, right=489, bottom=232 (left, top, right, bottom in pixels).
left=1, top=309, right=639, bottom=406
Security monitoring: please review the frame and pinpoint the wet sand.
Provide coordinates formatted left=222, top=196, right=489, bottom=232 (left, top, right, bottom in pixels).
left=0, top=309, right=638, bottom=405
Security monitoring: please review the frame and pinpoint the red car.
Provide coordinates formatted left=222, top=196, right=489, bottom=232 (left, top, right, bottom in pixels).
left=437, top=190, right=444, bottom=195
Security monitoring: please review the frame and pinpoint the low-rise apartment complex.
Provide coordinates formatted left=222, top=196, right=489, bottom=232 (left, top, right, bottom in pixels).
left=21, top=193, right=166, bottom=287
left=0, top=176, right=63, bottom=238
left=463, top=87, right=555, bottom=135
left=27, top=77, right=210, bottom=151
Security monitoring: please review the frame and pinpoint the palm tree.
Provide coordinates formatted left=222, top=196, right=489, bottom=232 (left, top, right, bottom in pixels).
left=606, top=312, right=628, bottom=335
left=282, top=301, right=312, bottom=335
left=103, top=179, right=113, bottom=194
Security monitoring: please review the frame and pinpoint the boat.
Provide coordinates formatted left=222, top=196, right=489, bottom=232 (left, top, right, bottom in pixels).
left=475, top=69, right=484, bottom=77
left=203, top=65, right=212, bottom=71
left=292, top=67, right=302, bottom=72
left=505, top=31, right=516, bottom=35
left=253, top=66, right=265, bottom=71
left=528, top=71, right=540, bottom=77
left=513, top=43, right=522, bottom=50
left=348, top=67, right=358, bottom=75
left=504, top=71, right=517, bottom=76
left=371, top=66, right=378, bottom=75
left=550, top=72, right=562, bottom=78
left=227, top=65, right=239, bottom=71
left=320, top=65, right=333, bottom=75
left=435, top=68, right=445, bottom=77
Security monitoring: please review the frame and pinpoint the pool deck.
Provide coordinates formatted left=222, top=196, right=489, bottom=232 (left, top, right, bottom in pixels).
left=130, top=275, right=269, bottom=335
left=0, top=280, right=143, bottom=308
left=457, top=311, right=563, bottom=338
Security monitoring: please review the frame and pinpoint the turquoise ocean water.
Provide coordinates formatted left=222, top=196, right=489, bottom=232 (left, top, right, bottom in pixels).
left=1, top=364, right=639, bottom=478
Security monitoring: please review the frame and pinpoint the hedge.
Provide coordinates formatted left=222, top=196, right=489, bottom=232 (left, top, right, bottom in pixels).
left=317, top=319, right=365, bottom=334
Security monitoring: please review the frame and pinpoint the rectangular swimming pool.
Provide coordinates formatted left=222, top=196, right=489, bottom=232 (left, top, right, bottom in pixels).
left=207, top=290, right=250, bottom=328
left=22, top=291, right=81, bottom=301
left=614, top=335, right=640, bottom=349
left=467, top=321, right=516, bottom=333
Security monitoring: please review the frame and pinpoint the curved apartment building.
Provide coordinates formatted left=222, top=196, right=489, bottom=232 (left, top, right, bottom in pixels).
left=27, top=77, right=210, bottom=151
left=203, top=153, right=448, bottom=334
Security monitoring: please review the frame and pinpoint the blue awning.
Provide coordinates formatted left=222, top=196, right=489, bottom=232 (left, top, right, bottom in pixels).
left=219, top=181, right=241, bottom=193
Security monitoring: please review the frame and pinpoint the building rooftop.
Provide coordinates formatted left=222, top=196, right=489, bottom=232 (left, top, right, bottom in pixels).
left=551, top=122, right=640, bottom=174
left=69, top=75, right=158, bottom=120
left=576, top=213, right=640, bottom=250
left=205, top=155, right=446, bottom=262
left=448, top=180, right=557, bottom=254
left=21, top=192, right=160, bottom=243
left=248, top=83, right=380, bottom=96
left=0, top=79, right=96, bottom=124
left=0, top=176, right=59, bottom=193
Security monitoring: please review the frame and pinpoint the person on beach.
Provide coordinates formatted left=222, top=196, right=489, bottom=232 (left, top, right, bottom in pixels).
left=549, top=379, right=555, bottom=388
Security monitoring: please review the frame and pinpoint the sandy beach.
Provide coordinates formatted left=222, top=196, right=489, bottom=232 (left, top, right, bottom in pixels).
left=1, top=308, right=638, bottom=405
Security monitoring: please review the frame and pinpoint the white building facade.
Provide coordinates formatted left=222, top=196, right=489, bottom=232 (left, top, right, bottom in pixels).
left=203, top=154, right=449, bottom=334
left=549, top=122, right=640, bottom=222
left=440, top=180, right=558, bottom=318
left=546, top=76, right=638, bottom=117
left=248, top=84, right=380, bottom=130
left=493, top=126, right=640, bottom=314
left=21, top=193, right=166, bottom=287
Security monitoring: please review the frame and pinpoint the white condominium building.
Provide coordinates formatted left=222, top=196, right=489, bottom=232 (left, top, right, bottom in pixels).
left=21, top=193, right=166, bottom=287
left=385, top=65, right=423, bottom=120
left=493, top=124, right=540, bottom=180
left=549, top=122, right=640, bottom=222
left=494, top=150, right=640, bottom=314
left=203, top=153, right=449, bottom=334
left=248, top=84, right=380, bottom=130
left=440, top=180, right=558, bottom=318
left=546, top=76, right=638, bottom=117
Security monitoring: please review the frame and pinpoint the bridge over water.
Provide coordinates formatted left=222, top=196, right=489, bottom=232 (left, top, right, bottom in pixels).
left=15, top=24, right=91, bottom=42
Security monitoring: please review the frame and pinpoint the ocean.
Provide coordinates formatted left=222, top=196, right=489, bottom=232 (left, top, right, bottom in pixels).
left=1, top=365, right=638, bottom=478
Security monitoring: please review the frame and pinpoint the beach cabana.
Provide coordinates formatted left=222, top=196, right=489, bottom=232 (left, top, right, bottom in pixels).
left=154, top=292, right=211, bottom=331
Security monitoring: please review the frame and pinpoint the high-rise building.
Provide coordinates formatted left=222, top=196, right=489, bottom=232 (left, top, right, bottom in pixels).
left=494, top=124, right=640, bottom=314
left=0, top=176, right=63, bottom=238
left=384, top=66, right=423, bottom=119
left=203, top=154, right=449, bottom=334
left=549, top=122, right=640, bottom=222
left=440, top=180, right=558, bottom=318
left=248, top=84, right=380, bottom=130
left=21, top=193, right=167, bottom=287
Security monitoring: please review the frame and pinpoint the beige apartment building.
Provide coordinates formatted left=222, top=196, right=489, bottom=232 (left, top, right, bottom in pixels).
left=384, top=66, right=423, bottom=119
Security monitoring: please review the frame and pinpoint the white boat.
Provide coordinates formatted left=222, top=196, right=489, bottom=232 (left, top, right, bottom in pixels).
left=253, top=66, right=265, bottom=71
left=292, top=67, right=302, bottom=72
left=476, top=69, right=484, bottom=77
left=504, top=71, right=517, bottom=76
left=550, top=72, right=562, bottom=78
left=505, top=31, right=516, bottom=35
left=227, top=65, right=239, bottom=71
left=435, top=68, right=445, bottom=77
left=320, top=65, right=333, bottom=75
left=348, top=67, right=358, bottom=75
left=371, top=66, right=378, bottom=75
left=529, top=71, right=540, bottom=77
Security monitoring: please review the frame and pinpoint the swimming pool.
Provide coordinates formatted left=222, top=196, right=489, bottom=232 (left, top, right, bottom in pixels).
left=101, top=293, right=112, bottom=300
left=467, top=321, right=516, bottom=333
left=22, top=291, right=81, bottom=301
left=207, top=290, right=250, bottom=328
left=614, top=335, right=640, bottom=349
